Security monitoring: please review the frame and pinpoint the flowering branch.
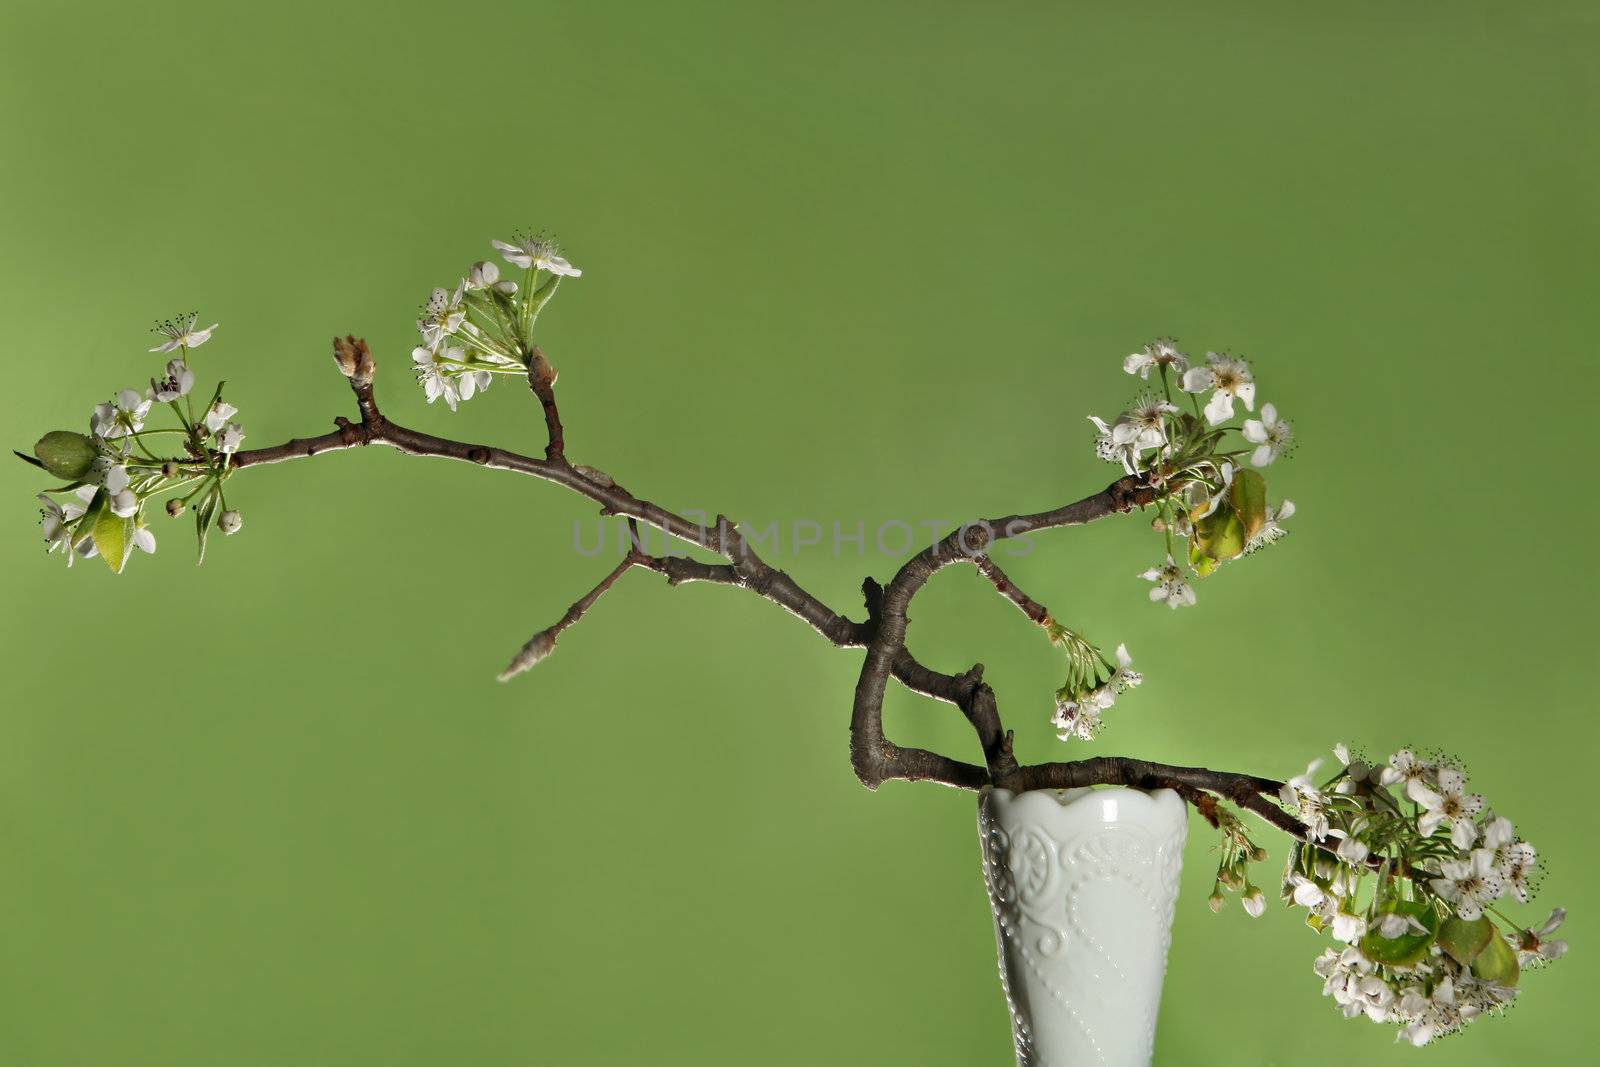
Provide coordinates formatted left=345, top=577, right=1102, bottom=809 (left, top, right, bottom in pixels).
left=16, top=238, right=1565, bottom=1050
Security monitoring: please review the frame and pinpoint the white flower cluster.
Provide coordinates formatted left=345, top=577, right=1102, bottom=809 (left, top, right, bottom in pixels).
left=1047, top=624, right=1140, bottom=741
left=411, top=233, right=582, bottom=411
left=1277, top=745, right=1566, bottom=1046
left=29, top=315, right=245, bottom=571
left=1094, top=340, right=1296, bottom=610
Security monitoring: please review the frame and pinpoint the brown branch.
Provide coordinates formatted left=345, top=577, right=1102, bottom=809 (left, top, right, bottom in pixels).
left=526, top=345, right=566, bottom=462
left=223, top=339, right=1304, bottom=838
left=498, top=550, right=641, bottom=681
left=974, top=555, right=1050, bottom=625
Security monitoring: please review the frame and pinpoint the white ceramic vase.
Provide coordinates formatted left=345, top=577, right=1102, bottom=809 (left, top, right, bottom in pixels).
left=978, top=786, right=1188, bottom=1067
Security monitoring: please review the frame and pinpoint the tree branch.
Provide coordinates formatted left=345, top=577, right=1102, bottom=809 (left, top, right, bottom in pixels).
left=224, top=339, right=1303, bottom=838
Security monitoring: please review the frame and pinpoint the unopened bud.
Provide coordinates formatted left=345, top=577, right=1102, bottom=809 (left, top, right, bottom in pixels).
left=218, top=509, right=242, bottom=535
left=161, top=462, right=180, bottom=479
left=498, top=628, right=558, bottom=682
left=1251, top=845, right=1268, bottom=863
left=1241, top=886, right=1266, bottom=918
left=166, top=499, right=186, bottom=517
left=469, top=260, right=500, bottom=289
left=332, top=335, right=375, bottom=381
left=1208, top=885, right=1226, bottom=913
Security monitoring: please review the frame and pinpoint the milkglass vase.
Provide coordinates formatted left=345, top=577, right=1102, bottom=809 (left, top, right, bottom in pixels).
left=978, top=786, right=1188, bottom=1067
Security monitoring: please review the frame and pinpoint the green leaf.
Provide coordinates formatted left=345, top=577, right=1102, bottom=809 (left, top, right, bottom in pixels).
left=33, top=431, right=99, bottom=479
left=1438, top=914, right=1495, bottom=966
left=1188, top=537, right=1218, bottom=577
left=525, top=273, right=562, bottom=330
left=14, top=449, right=47, bottom=470
left=1193, top=503, right=1246, bottom=562
left=194, top=492, right=218, bottom=565
left=1471, top=927, right=1520, bottom=987
left=1229, top=468, right=1269, bottom=543
left=1361, top=900, right=1439, bottom=967
left=92, top=502, right=133, bottom=574
left=73, top=490, right=104, bottom=548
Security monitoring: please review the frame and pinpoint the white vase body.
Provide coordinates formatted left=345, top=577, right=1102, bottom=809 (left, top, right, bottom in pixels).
left=978, top=786, right=1187, bottom=1067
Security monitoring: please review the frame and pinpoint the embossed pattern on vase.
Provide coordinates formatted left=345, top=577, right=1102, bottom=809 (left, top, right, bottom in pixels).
left=979, top=787, right=1187, bottom=1067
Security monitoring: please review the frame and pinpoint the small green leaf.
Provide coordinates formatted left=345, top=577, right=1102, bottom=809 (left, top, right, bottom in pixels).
left=73, top=490, right=105, bottom=548
left=33, top=431, right=99, bottom=480
left=92, top=502, right=133, bottom=574
left=14, top=450, right=47, bottom=470
left=1470, top=928, right=1520, bottom=987
left=1230, top=468, right=1269, bottom=543
left=1188, top=537, right=1218, bottom=577
left=1193, top=503, right=1246, bottom=562
left=194, top=492, right=218, bottom=565
left=1438, top=914, right=1495, bottom=966
left=525, top=273, right=562, bottom=329
left=1361, top=900, right=1439, bottom=967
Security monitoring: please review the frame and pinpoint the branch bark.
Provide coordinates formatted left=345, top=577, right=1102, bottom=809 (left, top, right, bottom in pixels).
left=222, top=339, right=1304, bottom=838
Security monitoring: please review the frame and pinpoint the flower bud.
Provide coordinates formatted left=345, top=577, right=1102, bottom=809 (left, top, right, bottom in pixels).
left=1242, top=885, right=1266, bottom=918
left=161, top=461, right=181, bottom=479
left=468, top=260, right=500, bottom=289
left=1207, top=884, right=1226, bottom=913
left=32, top=430, right=99, bottom=480
left=218, top=510, right=242, bottom=535
left=498, top=628, right=557, bottom=682
left=1251, top=845, right=1268, bottom=863
left=166, top=499, right=186, bottom=517
left=332, top=335, right=375, bottom=381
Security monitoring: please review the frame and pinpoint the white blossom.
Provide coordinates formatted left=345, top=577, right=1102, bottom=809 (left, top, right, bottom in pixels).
left=1330, top=910, right=1367, bottom=944
left=1516, top=909, right=1568, bottom=966
left=1412, top=767, right=1484, bottom=848
left=151, top=358, right=195, bottom=402
left=1280, top=757, right=1329, bottom=841
left=214, top=422, right=245, bottom=455
left=132, top=523, right=156, bottom=556
left=203, top=400, right=238, bottom=434
left=1334, top=833, right=1370, bottom=867
left=1123, top=338, right=1189, bottom=379
left=92, top=388, right=152, bottom=439
left=1087, top=403, right=1171, bottom=474
left=39, top=490, right=89, bottom=556
left=1378, top=748, right=1432, bottom=793
left=1500, top=842, right=1537, bottom=903
left=1244, top=498, right=1295, bottom=554
left=149, top=313, right=217, bottom=353
left=466, top=260, right=500, bottom=290
left=1140, top=555, right=1196, bottom=608
left=1291, top=873, right=1326, bottom=909
left=218, top=510, right=243, bottom=535
left=1241, top=403, right=1293, bottom=466
left=1180, top=353, right=1256, bottom=425
left=1377, top=911, right=1430, bottom=939
left=492, top=233, right=583, bottom=276
left=412, top=344, right=480, bottom=411
left=418, top=284, right=467, bottom=347
left=1429, top=849, right=1504, bottom=920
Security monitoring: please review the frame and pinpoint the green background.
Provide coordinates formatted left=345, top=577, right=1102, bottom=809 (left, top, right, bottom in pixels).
left=1, top=2, right=1593, bottom=1063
